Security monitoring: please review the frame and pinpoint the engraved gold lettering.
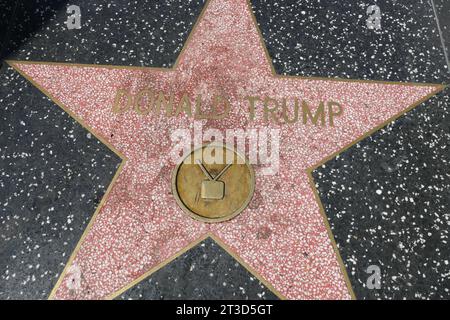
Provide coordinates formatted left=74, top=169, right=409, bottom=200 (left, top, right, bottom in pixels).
left=281, top=98, right=299, bottom=124
left=328, top=101, right=343, bottom=127
left=263, top=96, right=281, bottom=124
left=155, top=91, right=174, bottom=116
left=245, top=96, right=259, bottom=121
left=302, top=101, right=325, bottom=126
left=134, top=89, right=154, bottom=115
left=174, top=94, right=192, bottom=117
left=113, top=89, right=132, bottom=114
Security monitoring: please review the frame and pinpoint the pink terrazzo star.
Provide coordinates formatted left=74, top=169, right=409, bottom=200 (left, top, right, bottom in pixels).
left=9, top=0, right=443, bottom=300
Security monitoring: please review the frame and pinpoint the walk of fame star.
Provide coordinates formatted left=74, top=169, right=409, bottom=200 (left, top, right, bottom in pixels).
left=7, top=0, right=444, bottom=299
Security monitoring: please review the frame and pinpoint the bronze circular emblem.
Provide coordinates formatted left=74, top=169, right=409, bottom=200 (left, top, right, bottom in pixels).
left=172, top=144, right=255, bottom=223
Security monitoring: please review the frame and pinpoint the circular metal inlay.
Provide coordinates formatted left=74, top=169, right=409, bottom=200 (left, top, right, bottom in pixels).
left=172, top=144, right=255, bottom=223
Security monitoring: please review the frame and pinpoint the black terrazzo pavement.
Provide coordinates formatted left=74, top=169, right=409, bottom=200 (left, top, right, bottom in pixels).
left=251, top=0, right=449, bottom=83
left=0, top=3, right=12, bottom=58
left=1, top=0, right=206, bottom=67
left=313, top=87, right=450, bottom=300
left=0, top=64, right=121, bottom=299
left=117, top=238, right=278, bottom=300
left=435, top=0, right=450, bottom=59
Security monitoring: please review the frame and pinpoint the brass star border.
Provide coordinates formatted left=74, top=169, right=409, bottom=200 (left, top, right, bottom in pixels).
left=6, top=0, right=446, bottom=300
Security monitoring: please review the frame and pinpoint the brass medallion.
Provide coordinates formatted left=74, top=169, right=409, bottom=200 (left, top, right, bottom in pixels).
left=172, top=144, right=255, bottom=223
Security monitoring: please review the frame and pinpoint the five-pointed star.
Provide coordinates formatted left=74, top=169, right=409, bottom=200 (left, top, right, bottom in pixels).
left=8, top=0, right=443, bottom=299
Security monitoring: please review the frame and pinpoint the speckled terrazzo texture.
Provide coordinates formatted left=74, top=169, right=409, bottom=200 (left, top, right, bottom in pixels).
left=117, top=238, right=278, bottom=300
left=251, top=0, right=449, bottom=83
left=0, top=2, right=14, bottom=58
left=2, top=0, right=206, bottom=67
left=12, top=0, right=440, bottom=300
left=0, top=64, right=121, bottom=299
left=435, top=0, right=450, bottom=56
left=313, top=87, right=450, bottom=300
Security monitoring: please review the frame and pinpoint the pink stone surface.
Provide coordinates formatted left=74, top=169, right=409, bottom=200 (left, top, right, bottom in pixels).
left=13, top=0, right=439, bottom=300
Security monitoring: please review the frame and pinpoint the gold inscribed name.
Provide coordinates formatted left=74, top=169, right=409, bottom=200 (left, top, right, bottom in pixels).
left=113, top=89, right=343, bottom=126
